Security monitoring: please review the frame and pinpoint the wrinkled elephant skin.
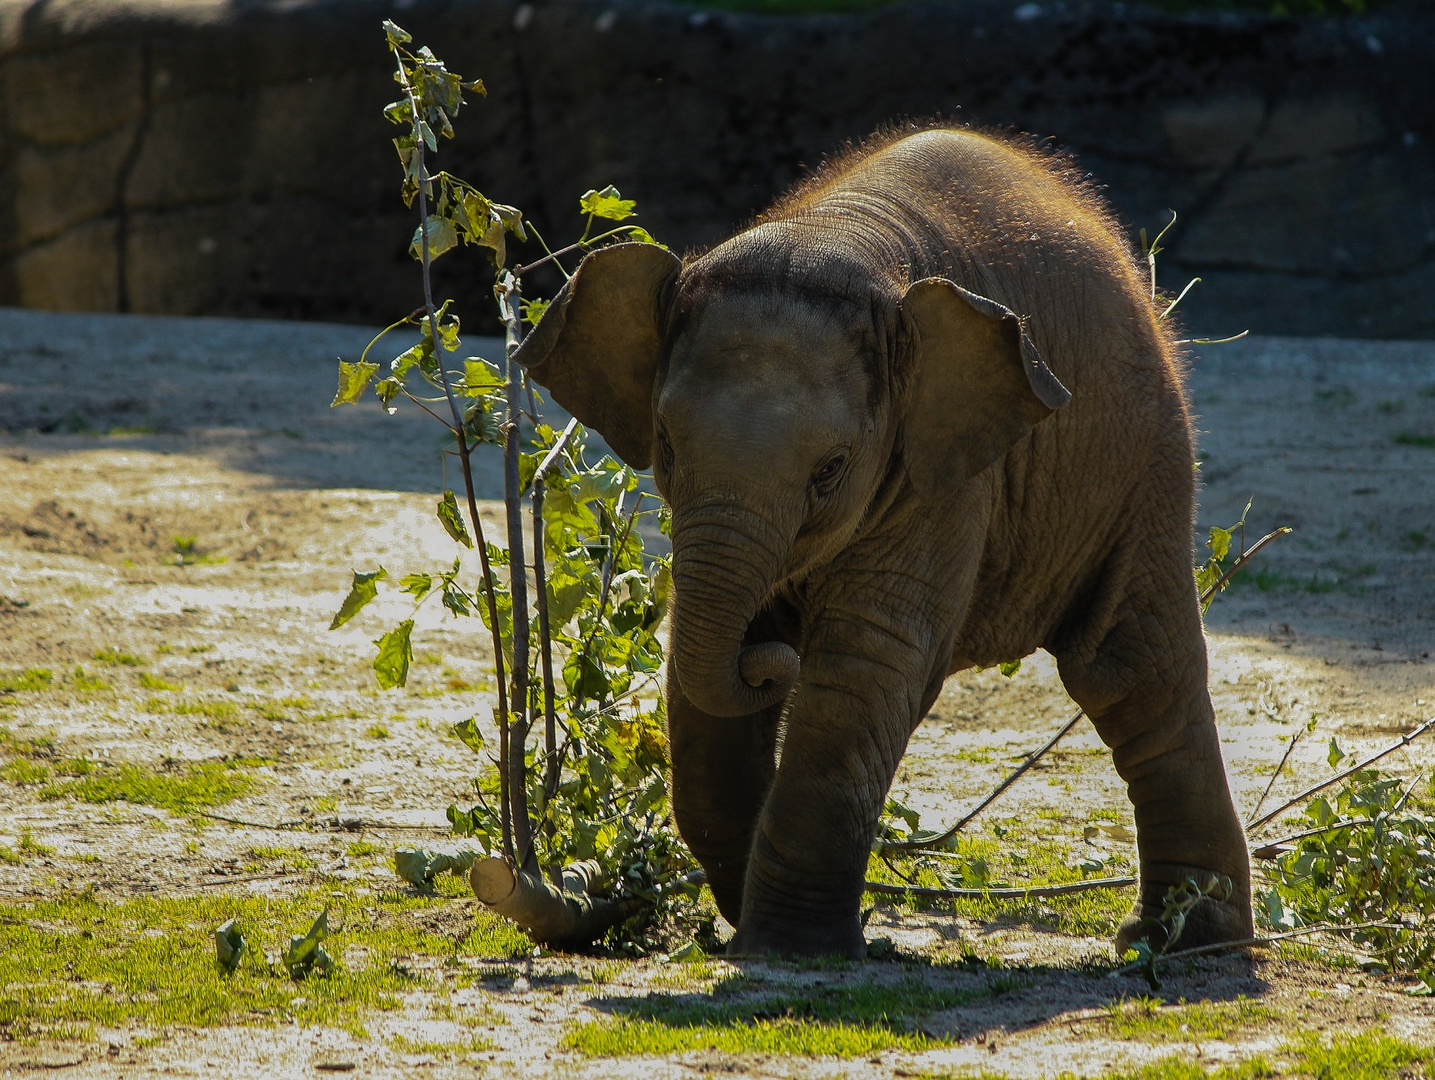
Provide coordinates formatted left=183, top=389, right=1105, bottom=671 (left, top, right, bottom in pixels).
left=513, top=127, right=1253, bottom=959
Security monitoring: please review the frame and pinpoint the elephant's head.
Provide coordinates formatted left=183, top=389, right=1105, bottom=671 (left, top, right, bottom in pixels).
left=512, top=237, right=1070, bottom=718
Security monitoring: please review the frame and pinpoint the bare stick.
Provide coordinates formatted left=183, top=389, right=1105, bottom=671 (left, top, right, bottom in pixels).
left=1247, top=715, right=1435, bottom=833
left=498, top=272, right=536, bottom=874
left=1251, top=818, right=1366, bottom=859
left=879, top=708, right=1086, bottom=853
left=1246, top=723, right=1308, bottom=827
left=1200, top=526, right=1292, bottom=608
left=531, top=419, right=581, bottom=861
left=1111, top=920, right=1404, bottom=977
left=865, top=875, right=1135, bottom=901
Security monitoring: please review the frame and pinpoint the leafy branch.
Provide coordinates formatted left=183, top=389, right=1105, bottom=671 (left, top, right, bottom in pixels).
left=327, top=23, right=693, bottom=953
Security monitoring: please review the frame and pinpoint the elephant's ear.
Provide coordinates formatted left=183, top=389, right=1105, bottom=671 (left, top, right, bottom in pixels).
left=900, top=277, right=1070, bottom=496
left=512, top=243, right=682, bottom=468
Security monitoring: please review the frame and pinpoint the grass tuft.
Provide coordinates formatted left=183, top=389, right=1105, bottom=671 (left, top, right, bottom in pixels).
left=39, top=761, right=255, bottom=812
left=94, top=648, right=145, bottom=667
left=1103, top=995, right=1278, bottom=1042
left=0, top=668, right=54, bottom=693
left=567, top=975, right=978, bottom=1058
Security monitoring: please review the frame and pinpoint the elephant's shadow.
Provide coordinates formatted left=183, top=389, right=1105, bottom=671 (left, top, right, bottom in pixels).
left=578, top=952, right=1270, bottom=1046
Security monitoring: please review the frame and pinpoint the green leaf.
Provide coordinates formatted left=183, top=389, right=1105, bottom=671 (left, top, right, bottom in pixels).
left=391, top=341, right=430, bottom=382
left=463, top=397, right=503, bottom=445
left=1328, top=738, right=1347, bottom=770
left=331, top=360, right=380, bottom=407
left=282, top=908, right=331, bottom=977
left=375, top=377, right=401, bottom=414
left=1207, top=525, right=1232, bottom=565
left=441, top=584, right=470, bottom=618
left=329, top=567, right=387, bottom=630
left=410, top=215, right=459, bottom=262
left=998, top=658, right=1022, bottom=678
left=451, top=717, right=485, bottom=754
left=437, top=490, right=473, bottom=548
left=398, top=572, right=433, bottom=599
left=624, top=226, right=665, bottom=247
left=373, top=620, right=415, bottom=690
left=521, top=298, right=549, bottom=326
left=457, top=357, right=504, bottom=396
left=214, top=918, right=245, bottom=973
left=382, top=19, right=412, bottom=45
left=579, top=185, right=637, bottom=222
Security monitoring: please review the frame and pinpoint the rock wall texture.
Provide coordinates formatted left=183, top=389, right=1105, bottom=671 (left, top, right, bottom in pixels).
left=0, top=0, right=1431, bottom=338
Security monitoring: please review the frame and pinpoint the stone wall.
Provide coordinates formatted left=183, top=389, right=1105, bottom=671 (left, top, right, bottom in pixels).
left=1, top=0, right=1431, bottom=338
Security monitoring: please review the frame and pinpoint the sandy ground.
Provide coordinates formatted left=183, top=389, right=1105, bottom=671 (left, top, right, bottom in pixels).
left=0, top=308, right=1433, bottom=1077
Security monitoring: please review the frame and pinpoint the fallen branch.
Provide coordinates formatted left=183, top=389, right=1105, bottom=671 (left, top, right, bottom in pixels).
left=1200, top=526, right=1292, bottom=607
left=878, top=708, right=1087, bottom=854
left=198, top=812, right=444, bottom=832
left=1251, top=818, right=1367, bottom=859
left=469, top=856, right=642, bottom=949
left=1247, top=715, right=1435, bottom=833
left=1245, top=718, right=1308, bottom=828
left=864, top=875, right=1136, bottom=901
left=1110, top=920, right=1405, bottom=977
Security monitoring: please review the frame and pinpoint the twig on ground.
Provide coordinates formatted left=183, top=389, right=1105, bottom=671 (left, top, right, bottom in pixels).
left=1247, top=715, right=1435, bottom=833
left=864, top=875, right=1136, bottom=901
left=1109, top=920, right=1406, bottom=977
left=1246, top=719, right=1308, bottom=828
left=878, top=708, right=1086, bottom=853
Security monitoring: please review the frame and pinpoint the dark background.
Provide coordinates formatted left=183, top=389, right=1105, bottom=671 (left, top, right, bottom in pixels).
left=1, top=0, right=1431, bottom=339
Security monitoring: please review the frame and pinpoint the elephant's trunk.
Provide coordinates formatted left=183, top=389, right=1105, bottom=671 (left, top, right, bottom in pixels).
left=670, top=506, right=799, bottom=718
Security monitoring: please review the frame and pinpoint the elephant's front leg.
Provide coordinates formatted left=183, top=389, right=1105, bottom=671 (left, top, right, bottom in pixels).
left=668, top=664, right=783, bottom=927
left=727, top=606, right=941, bottom=958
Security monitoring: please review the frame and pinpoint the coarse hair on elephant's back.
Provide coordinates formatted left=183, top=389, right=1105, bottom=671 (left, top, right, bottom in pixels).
left=724, top=121, right=1177, bottom=395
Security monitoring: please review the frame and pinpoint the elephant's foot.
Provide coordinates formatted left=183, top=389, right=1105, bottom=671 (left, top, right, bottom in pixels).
left=727, top=912, right=866, bottom=960
left=1114, top=864, right=1254, bottom=956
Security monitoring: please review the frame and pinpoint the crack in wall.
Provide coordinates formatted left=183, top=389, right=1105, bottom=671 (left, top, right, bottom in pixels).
left=1158, top=91, right=1282, bottom=282
left=113, top=37, right=152, bottom=314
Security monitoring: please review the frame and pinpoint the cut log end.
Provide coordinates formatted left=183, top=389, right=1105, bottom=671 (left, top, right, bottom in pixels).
left=469, top=856, right=641, bottom=950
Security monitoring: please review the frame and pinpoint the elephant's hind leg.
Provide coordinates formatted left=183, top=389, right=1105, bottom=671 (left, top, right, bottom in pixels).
left=1051, top=522, right=1253, bottom=952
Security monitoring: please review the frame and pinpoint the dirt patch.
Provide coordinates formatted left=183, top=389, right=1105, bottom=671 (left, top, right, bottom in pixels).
left=0, top=311, right=1433, bottom=1078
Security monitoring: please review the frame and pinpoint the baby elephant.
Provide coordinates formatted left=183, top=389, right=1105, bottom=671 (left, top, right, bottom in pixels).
left=514, top=126, right=1252, bottom=958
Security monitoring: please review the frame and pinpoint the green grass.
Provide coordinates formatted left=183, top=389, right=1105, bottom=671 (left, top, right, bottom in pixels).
left=38, top=761, right=256, bottom=813
left=1103, top=995, right=1279, bottom=1042
left=866, top=823, right=1134, bottom=938
left=0, top=726, right=57, bottom=756
left=71, top=666, right=110, bottom=692
left=94, top=648, right=145, bottom=667
left=3, top=758, right=52, bottom=784
left=347, top=840, right=383, bottom=858
left=928, top=1032, right=1430, bottom=1079
left=254, top=697, right=311, bottom=721
left=1229, top=567, right=1339, bottom=595
left=0, top=668, right=54, bottom=693
left=144, top=697, right=240, bottom=720
left=0, top=886, right=530, bottom=1042
left=247, top=845, right=316, bottom=869
left=1394, top=433, right=1435, bottom=449
left=367, top=723, right=390, bottom=739
left=139, top=673, right=182, bottom=691
left=566, top=974, right=979, bottom=1057
left=389, top=1033, right=498, bottom=1057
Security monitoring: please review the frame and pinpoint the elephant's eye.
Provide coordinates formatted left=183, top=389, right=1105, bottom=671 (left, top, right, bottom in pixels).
left=810, top=452, right=848, bottom=494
